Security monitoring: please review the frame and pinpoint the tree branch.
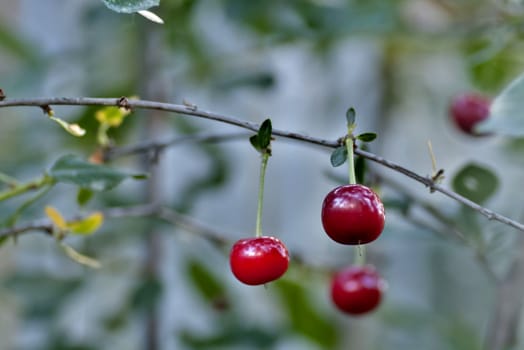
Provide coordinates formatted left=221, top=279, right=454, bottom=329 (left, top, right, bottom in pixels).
left=1, top=97, right=523, bottom=232
left=104, top=131, right=250, bottom=161
left=484, top=235, right=524, bottom=350
left=0, top=203, right=228, bottom=246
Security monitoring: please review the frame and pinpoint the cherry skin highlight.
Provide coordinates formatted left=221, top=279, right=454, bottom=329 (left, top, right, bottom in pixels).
left=331, top=265, right=385, bottom=315
left=229, top=236, right=289, bottom=285
left=449, top=93, right=491, bottom=135
left=321, top=184, right=385, bottom=245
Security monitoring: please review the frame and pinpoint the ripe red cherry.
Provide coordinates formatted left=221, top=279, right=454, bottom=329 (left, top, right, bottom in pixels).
left=449, top=93, right=491, bottom=135
left=229, top=236, right=289, bottom=285
left=331, top=265, right=385, bottom=315
left=321, top=184, right=385, bottom=245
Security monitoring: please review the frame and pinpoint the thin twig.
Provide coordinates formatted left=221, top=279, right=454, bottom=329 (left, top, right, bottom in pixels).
left=0, top=204, right=228, bottom=246
left=104, top=131, right=250, bottom=160
left=381, top=175, right=498, bottom=281
left=0, top=97, right=523, bottom=232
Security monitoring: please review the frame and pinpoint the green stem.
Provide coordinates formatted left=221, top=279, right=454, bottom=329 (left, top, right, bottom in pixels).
left=0, top=175, right=53, bottom=202
left=345, top=136, right=356, bottom=185
left=255, top=152, right=269, bottom=237
left=354, top=245, right=366, bottom=266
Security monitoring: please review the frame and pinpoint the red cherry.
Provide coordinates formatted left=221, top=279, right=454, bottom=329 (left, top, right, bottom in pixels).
left=229, top=236, right=289, bottom=285
left=321, top=184, right=385, bottom=245
left=331, top=265, right=385, bottom=315
left=449, top=93, right=491, bottom=135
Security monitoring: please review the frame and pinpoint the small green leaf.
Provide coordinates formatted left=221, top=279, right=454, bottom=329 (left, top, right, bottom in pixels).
left=49, top=154, right=142, bottom=191
left=131, top=174, right=149, bottom=180
left=67, top=212, right=104, bottom=235
left=77, top=188, right=94, bottom=207
left=330, top=146, right=347, bottom=167
left=476, top=72, right=524, bottom=136
left=249, top=135, right=261, bottom=151
left=275, top=279, right=338, bottom=348
left=257, top=119, right=272, bottom=149
left=357, top=132, right=377, bottom=142
left=100, top=0, right=159, bottom=13
left=95, top=106, right=131, bottom=127
left=131, top=277, right=163, bottom=311
left=346, top=107, right=356, bottom=127
left=452, top=163, right=499, bottom=204
left=355, top=154, right=366, bottom=184
left=187, top=260, right=227, bottom=306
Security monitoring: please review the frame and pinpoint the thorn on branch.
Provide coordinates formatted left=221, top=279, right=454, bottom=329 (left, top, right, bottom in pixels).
left=183, top=99, right=198, bottom=111
left=0, top=89, right=5, bottom=101
left=430, top=169, right=445, bottom=193
left=117, top=96, right=131, bottom=111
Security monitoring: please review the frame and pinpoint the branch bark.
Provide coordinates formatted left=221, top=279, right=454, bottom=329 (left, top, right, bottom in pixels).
left=0, top=97, right=523, bottom=232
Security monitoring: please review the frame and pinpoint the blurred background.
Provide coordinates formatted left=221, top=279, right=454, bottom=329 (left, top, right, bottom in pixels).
left=1, top=0, right=524, bottom=349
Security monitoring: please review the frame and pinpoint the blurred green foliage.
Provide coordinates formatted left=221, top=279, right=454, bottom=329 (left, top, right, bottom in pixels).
left=1, top=0, right=524, bottom=349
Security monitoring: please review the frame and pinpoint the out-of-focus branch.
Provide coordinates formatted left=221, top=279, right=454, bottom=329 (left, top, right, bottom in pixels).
left=0, top=97, right=523, bottom=232
left=484, top=235, right=524, bottom=350
left=104, top=131, right=249, bottom=161
left=0, top=204, right=229, bottom=249
left=0, top=175, right=53, bottom=201
left=381, top=175, right=498, bottom=282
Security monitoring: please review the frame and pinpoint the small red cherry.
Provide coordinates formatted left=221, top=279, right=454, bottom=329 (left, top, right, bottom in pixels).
left=449, top=93, right=491, bottom=135
left=229, top=236, right=289, bottom=285
left=331, top=265, right=385, bottom=315
left=321, top=184, right=385, bottom=245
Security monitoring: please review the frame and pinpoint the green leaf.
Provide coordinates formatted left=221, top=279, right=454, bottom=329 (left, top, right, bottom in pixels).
left=77, top=188, right=94, bottom=207
left=67, top=212, right=104, bottom=235
left=346, top=107, right=356, bottom=127
left=355, top=154, right=366, bottom=184
left=452, top=163, right=499, bottom=204
left=100, top=0, right=159, bottom=13
left=249, top=135, right=261, bottom=151
left=95, top=106, right=131, bottom=127
left=49, top=154, right=143, bottom=191
left=476, top=72, right=524, bottom=136
left=131, top=277, right=163, bottom=311
left=180, top=326, right=278, bottom=349
left=381, top=197, right=411, bottom=216
left=330, top=146, right=347, bottom=167
left=257, top=119, right=272, bottom=149
left=186, top=260, right=227, bottom=308
left=357, top=132, right=377, bottom=142
left=275, top=279, right=338, bottom=348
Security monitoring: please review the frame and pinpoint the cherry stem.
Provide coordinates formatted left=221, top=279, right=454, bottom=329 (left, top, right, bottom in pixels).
left=255, top=152, right=269, bottom=237
left=345, top=135, right=356, bottom=185
left=354, top=244, right=366, bottom=265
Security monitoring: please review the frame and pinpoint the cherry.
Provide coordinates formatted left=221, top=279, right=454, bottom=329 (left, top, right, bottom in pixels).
left=229, top=236, right=289, bottom=285
left=321, top=184, right=385, bottom=245
left=331, top=265, right=385, bottom=315
left=449, top=93, right=491, bottom=135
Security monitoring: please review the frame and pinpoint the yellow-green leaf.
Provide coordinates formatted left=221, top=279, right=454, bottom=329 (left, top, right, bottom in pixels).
left=67, top=212, right=104, bottom=235
left=45, top=206, right=67, bottom=230
left=95, top=106, right=131, bottom=127
left=60, top=243, right=101, bottom=269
